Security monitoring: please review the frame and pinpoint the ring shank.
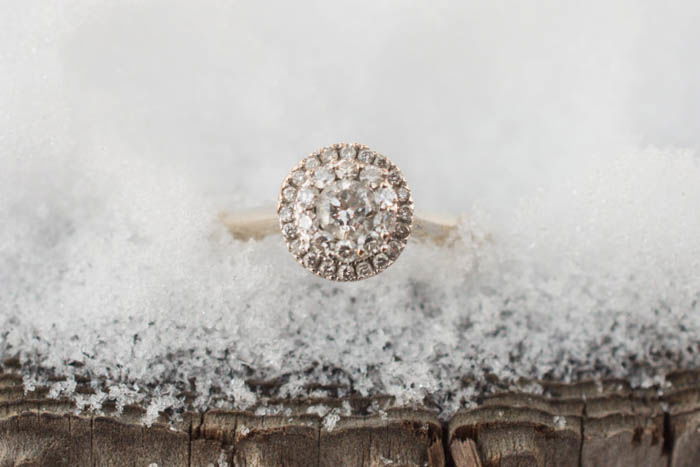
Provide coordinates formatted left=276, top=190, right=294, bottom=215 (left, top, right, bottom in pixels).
left=220, top=207, right=458, bottom=245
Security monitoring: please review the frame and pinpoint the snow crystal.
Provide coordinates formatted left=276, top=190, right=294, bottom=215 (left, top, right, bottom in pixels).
left=2, top=1, right=700, bottom=422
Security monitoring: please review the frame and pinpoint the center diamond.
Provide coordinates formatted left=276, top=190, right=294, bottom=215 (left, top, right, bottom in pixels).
left=316, top=179, right=376, bottom=243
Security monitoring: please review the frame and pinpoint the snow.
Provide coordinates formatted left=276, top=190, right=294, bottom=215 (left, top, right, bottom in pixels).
left=2, top=1, right=700, bottom=423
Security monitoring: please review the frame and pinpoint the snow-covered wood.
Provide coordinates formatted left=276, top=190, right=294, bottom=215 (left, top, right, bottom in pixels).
left=3, top=366, right=700, bottom=466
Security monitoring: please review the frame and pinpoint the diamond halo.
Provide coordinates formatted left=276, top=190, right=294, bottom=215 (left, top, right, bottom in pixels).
left=278, top=143, right=414, bottom=281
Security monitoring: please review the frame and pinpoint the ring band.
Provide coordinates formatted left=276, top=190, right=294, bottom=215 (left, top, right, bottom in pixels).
left=220, top=208, right=458, bottom=245
left=222, top=143, right=459, bottom=281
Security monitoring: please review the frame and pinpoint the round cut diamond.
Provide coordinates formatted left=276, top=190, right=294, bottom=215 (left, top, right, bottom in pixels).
left=279, top=143, right=412, bottom=281
left=312, top=167, right=335, bottom=188
left=340, top=145, right=356, bottom=159
left=360, top=166, right=383, bottom=187
left=357, top=150, right=374, bottom=164
left=335, top=160, right=359, bottom=179
left=297, top=214, right=313, bottom=232
left=317, top=180, right=376, bottom=243
left=304, top=156, right=320, bottom=170
left=291, top=170, right=306, bottom=186
left=297, top=187, right=317, bottom=208
left=282, top=186, right=296, bottom=202
left=320, top=147, right=338, bottom=163
left=375, top=187, right=397, bottom=208
left=279, top=206, right=294, bottom=223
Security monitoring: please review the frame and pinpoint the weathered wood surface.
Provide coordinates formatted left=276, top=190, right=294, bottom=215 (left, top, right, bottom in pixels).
left=2, top=367, right=700, bottom=466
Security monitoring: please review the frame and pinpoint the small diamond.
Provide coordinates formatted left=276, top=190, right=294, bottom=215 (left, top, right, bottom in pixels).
left=383, top=241, right=402, bottom=259
left=372, top=253, right=389, bottom=270
left=359, top=166, right=384, bottom=187
left=397, top=187, right=410, bottom=203
left=375, top=187, right=397, bottom=209
left=355, top=261, right=373, bottom=277
left=357, top=150, right=374, bottom=164
left=282, top=223, right=297, bottom=239
left=337, top=264, right=356, bottom=281
left=282, top=186, right=297, bottom=202
left=279, top=206, right=294, bottom=223
left=291, top=170, right=306, bottom=186
left=320, top=260, right=337, bottom=276
left=290, top=239, right=309, bottom=256
left=335, top=160, right=359, bottom=179
left=305, top=156, right=321, bottom=170
left=340, top=145, right=356, bottom=159
left=397, top=205, right=413, bottom=222
left=388, top=170, right=403, bottom=186
left=336, top=240, right=355, bottom=261
left=297, top=188, right=317, bottom=208
left=303, top=251, right=319, bottom=269
left=320, top=147, right=339, bottom=163
left=357, top=238, right=378, bottom=259
left=313, top=167, right=336, bottom=188
left=395, top=224, right=410, bottom=239
left=373, top=212, right=397, bottom=238
left=298, top=214, right=313, bottom=232
left=312, top=231, right=333, bottom=250
left=373, top=154, right=387, bottom=168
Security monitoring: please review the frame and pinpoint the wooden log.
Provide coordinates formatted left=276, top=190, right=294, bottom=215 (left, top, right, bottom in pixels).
left=3, top=366, right=700, bottom=465
left=0, top=371, right=443, bottom=466
left=447, top=373, right=700, bottom=467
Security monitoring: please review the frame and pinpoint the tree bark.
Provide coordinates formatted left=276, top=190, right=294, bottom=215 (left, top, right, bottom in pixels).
left=2, top=366, right=700, bottom=466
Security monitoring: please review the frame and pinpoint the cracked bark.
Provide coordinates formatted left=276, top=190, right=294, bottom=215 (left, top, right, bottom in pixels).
left=2, top=369, right=700, bottom=466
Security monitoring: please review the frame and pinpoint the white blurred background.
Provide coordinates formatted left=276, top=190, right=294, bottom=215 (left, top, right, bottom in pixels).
left=3, top=1, right=699, bottom=217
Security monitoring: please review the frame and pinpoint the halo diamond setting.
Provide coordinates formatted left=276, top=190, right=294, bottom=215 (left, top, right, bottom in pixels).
left=278, top=143, right=413, bottom=281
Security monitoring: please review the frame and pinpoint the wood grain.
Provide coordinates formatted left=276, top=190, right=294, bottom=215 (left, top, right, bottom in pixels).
left=2, top=367, right=700, bottom=466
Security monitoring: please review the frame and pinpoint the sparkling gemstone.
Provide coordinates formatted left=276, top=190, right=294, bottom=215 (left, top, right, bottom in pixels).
left=290, top=239, right=309, bottom=256
left=355, top=261, right=373, bottom=277
left=340, top=145, right=356, bottom=159
left=303, top=251, right=319, bottom=269
left=291, top=170, right=306, bottom=186
left=372, top=253, right=389, bottom=270
left=313, top=167, right=336, bottom=188
left=297, top=188, right=317, bottom=208
left=320, top=147, right=339, bottom=163
left=395, top=223, right=411, bottom=239
left=336, top=240, right=355, bottom=261
left=397, top=205, right=413, bottom=222
left=305, top=156, right=321, bottom=170
left=337, top=264, right=356, bottom=281
left=373, top=154, right=387, bottom=167
left=282, top=186, right=297, bottom=202
left=383, top=240, right=402, bottom=259
left=282, top=223, right=297, bottom=239
left=312, top=231, right=333, bottom=250
left=320, top=260, right=337, bottom=275
left=373, top=212, right=397, bottom=238
left=279, top=206, right=294, bottom=223
left=375, top=187, right=397, bottom=208
left=297, top=214, right=313, bottom=232
left=359, top=166, right=384, bottom=187
left=357, top=150, right=374, bottom=164
left=397, top=187, right=410, bottom=203
left=280, top=143, right=412, bottom=281
left=316, top=179, right=377, bottom=243
left=359, top=239, right=379, bottom=257
left=335, top=160, right=359, bottom=179
left=388, top=170, right=403, bottom=186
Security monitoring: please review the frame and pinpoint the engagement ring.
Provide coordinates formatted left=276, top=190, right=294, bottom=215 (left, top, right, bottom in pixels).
left=222, top=143, right=458, bottom=281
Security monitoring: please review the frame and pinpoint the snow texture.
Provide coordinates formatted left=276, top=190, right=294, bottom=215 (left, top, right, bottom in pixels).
left=2, top=1, right=700, bottom=422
